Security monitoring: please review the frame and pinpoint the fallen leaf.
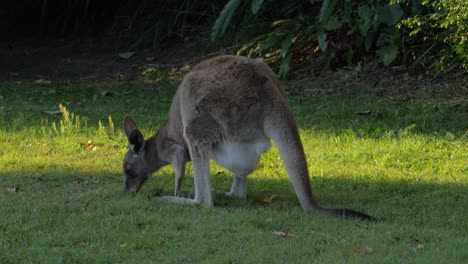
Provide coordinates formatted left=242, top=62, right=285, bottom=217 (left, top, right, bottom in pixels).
left=118, top=51, right=136, bottom=59
left=6, top=186, right=19, bottom=193
left=66, top=101, right=81, bottom=107
left=352, top=246, right=373, bottom=254
left=272, top=231, right=297, bottom=238
left=43, top=110, right=62, bottom=115
left=86, top=140, right=93, bottom=147
left=100, top=90, right=116, bottom=96
left=119, top=242, right=137, bottom=249
left=34, top=79, right=52, bottom=85
left=264, top=194, right=279, bottom=203
left=252, top=196, right=267, bottom=204
left=252, top=194, right=282, bottom=205
left=356, top=110, right=372, bottom=116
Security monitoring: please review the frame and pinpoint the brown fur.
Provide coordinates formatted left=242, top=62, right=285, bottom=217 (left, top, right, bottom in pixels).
left=122, top=55, right=376, bottom=221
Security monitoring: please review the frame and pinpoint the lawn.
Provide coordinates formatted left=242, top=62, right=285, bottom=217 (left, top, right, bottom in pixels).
left=0, top=77, right=466, bottom=263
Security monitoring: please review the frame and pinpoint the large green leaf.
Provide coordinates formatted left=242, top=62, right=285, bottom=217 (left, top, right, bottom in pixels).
left=364, top=32, right=376, bottom=52
left=358, top=4, right=373, bottom=37
left=376, top=45, right=398, bottom=65
left=259, top=33, right=286, bottom=51
left=319, top=0, right=338, bottom=23
left=251, top=0, right=264, bottom=15
left=324, top=16, right=343, bottom=30
left=278, top=52, right=292, bottom=79
left=211, top=0, right=242, bottom=41
left=317, top=29, right=327, bottom=51
left=377, top=4, right=403, bottom=26
left=280, top=32, right=295, bottom=58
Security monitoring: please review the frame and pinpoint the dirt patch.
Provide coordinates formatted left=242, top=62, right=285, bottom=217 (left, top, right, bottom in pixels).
left=0, top=38, right=232, bottom=82
left=1, top=38, right=466, bottom=102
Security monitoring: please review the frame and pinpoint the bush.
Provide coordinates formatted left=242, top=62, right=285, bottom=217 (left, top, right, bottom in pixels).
left=395, top=0, right=467, bottom=71
left=211, top=0, right=466, bottom=78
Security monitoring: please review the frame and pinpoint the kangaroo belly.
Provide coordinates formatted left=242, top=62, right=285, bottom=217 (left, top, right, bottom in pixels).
left=213, top=138, right=271, bottom=175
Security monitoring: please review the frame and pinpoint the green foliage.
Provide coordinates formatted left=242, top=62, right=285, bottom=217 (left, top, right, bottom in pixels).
left=394, top=0, right=467, bottom=71
left=213, top=0, right=405, bottom=78
left=211, top=0, right=243, bottom=41
left=211, top=0, right=465, bottom=78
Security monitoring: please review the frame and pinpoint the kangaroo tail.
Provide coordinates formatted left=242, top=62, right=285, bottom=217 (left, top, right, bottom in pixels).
left=264, top=108, right=377, bottom=222
left=315, top=206, right=379, bottom=222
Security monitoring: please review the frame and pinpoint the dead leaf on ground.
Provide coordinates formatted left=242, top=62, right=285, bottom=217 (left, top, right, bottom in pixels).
left=118, top=51, right=136, bottom=59
left=272, top=231, right=297, bottom=238
left=252, top=194, right=283, bottom=205
left=119, top=242, right=137, bottom=249
left=100, top=90, right=116, bottom=96
left=66, top=101, right=81, bottom=107
left=43, top=110, right=62, bottom=115
left=352, top=246, right=373, bottom=254
left=34, top=79, right=52, bottom=85
left=6, top=186, right=20, bottom=193
left=356, top=110, right=372, bottom=116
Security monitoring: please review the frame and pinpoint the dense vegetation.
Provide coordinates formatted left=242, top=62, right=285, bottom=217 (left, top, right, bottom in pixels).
left=4, top=0, right=466, bottom=78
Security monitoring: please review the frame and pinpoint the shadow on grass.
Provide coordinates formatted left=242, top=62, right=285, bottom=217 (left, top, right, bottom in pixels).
left=0, top=84, right=466, bottom=138
left=2, top=168, right=466, bottom=225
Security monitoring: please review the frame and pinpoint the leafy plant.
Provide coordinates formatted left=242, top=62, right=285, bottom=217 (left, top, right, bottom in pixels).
left=211, top=0, right=464, bottom=77
left=211, top=0, right=405, bottom=78
left=394, top=0, right=467, bottom=71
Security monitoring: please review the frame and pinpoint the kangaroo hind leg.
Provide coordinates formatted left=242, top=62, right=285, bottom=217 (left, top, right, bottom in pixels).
left=184, top=113, right=224, bottom=207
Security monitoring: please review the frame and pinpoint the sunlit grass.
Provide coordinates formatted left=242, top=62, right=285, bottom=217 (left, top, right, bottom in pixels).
left=0, top=82, right=467, bottom=263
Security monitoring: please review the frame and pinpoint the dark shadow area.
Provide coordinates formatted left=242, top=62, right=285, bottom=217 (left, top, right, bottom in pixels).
left=0, top=1, right=224, bottom=82
left=1, top=168, right=466, bottom=225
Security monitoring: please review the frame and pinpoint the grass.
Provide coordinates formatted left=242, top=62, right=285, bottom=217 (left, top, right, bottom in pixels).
left=0, top=79, right=466, bottom=263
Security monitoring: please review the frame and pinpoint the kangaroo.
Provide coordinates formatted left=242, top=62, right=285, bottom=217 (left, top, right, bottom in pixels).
left=122, top=55, right=376, bottom=221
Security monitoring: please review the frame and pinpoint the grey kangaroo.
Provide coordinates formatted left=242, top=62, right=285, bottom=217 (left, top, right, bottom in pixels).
left=122, top=55, right=376, bottom=221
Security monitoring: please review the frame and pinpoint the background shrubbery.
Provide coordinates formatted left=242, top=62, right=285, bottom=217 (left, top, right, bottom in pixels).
left=3, top=0, right=466, bottom=77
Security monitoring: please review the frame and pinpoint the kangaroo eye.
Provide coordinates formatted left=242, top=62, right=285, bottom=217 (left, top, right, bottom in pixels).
left=124, top=166, right=134, bottom=177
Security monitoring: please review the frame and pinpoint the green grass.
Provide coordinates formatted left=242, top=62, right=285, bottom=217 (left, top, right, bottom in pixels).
left=0, top=81, right=466, bottom=263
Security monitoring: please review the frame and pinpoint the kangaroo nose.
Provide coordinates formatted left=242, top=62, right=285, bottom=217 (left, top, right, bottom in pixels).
left=125, top=179, right=140, bottom=192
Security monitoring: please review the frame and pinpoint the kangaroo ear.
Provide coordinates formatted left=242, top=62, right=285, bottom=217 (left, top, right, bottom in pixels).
left=128, top=129, right=145, bottom=154
left=123, top=116, right=138, bottom=138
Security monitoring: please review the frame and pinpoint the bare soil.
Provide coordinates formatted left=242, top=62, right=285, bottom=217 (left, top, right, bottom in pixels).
left=0, top=38, right=227, bottom=82
left=1, top=38, right=466, bottom=102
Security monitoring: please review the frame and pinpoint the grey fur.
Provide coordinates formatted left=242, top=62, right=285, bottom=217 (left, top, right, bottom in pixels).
left=122, top=55, right=376, bottom=221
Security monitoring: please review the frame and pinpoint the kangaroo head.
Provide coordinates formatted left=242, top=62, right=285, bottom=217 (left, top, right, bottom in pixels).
left=122, top=116, right=150, bottom=192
